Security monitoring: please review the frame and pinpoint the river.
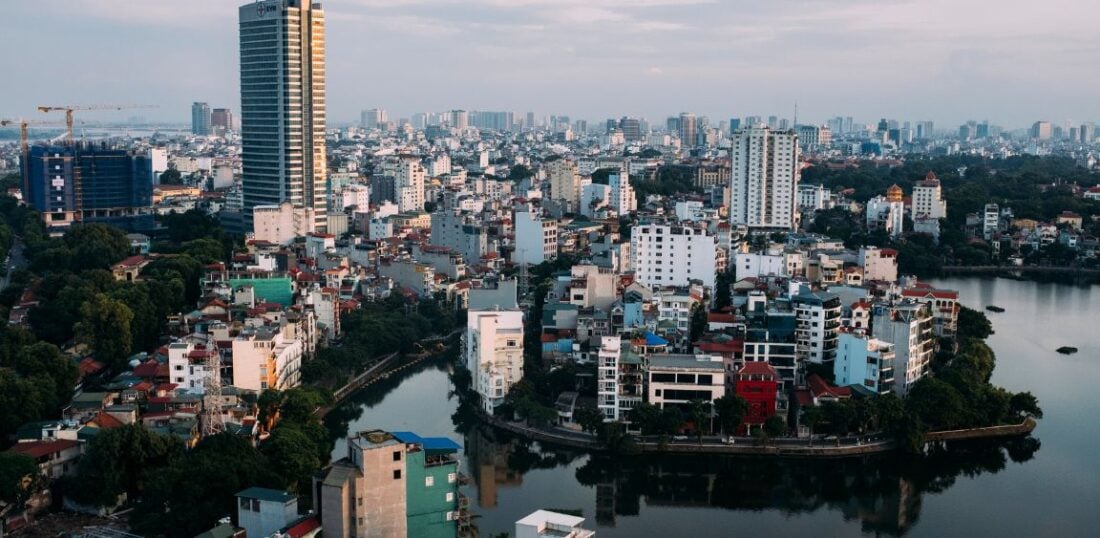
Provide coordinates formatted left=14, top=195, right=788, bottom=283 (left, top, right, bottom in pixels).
left=324, top=278, right=1100, bottom=536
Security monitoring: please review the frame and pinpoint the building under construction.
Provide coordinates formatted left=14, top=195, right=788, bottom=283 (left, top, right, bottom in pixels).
left=23, top=143, right=155, bottom=233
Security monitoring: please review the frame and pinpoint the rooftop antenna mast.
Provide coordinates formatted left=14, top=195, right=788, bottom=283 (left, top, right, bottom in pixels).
left=201, top=334, right=226, bottom=437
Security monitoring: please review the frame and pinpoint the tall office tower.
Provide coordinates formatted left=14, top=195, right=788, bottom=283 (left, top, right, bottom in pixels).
left=678, top=112, right=697, bottom=147
left=1081, top=123, right=1095, bottom=144
left=210, top=108, right=234, bottom=133
left=360, top=108, right=386, bottom=129
left=619, top=117, right=642, bottom=141
left=411, top=112, right=427, bottom=129
left=525, top=111, right=536, bottom=130
left=916, top=121, right=935, bottom=140
left=1030, top=121, right=1053, bottom=140
left=191, top=102, right=211, bottom=135
left=728, top=126, right=801, bottom=230
left=450, top=110, right=469, bottom=130
left=239, top=0, right=327, bottom=231
left=767, top=115, right=779, bottom=129
left=395, top=155, right=425, bottom=213
left=729, top=118, right=741, bottom=133
left=666, top=116, right=681, bottom=134
left=605, top=118, right=618, bottom=134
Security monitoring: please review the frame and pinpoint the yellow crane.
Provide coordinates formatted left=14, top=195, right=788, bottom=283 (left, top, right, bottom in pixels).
left=36, top=104, right=157, bottom=145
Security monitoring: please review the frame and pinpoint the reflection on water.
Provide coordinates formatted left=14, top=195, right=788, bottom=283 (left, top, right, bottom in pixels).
left=325, top=351, right=1041, bottom=536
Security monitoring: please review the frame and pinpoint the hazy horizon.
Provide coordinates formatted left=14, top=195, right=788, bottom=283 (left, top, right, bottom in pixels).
left=3, top=0, right=1099, bottom=129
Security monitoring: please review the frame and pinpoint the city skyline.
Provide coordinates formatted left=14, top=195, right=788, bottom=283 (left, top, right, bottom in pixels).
left=3, top=0, right=1100, bottom=128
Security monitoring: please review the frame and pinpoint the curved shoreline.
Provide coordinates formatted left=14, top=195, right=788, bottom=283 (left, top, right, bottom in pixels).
left=483, top=415, right=1037, bottom=458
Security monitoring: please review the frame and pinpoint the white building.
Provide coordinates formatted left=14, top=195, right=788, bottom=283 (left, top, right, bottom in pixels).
left=396, top=155, right=426, bottom=213
left=252, top=202, right=316, bottom=245
left=597, top=336, right=621, bottom=421
left=167, top=342, right=214, bottom=394
left=607, top=167, right=636, bottom=214
left=579, top=183, right=610, bottom=218
left=835, top=332, right=896, bottom=394
left=791, top=287, right=842, bottom=365
left=630, top=222, right=717, bottom=291
left=547, top=159, right=583, bottom=211
left=340, top=183, right=370, bottom=211
left=514, top=208, right=558, bottom=265
left=859, top=246, right=899, bottom=283
left=466, top=310, right=525, bottom=414
left=912, top=173, right=947, bottom=220
left=231, top=327, right=303, bottom=393
left=983, top=203, right=1000, bottom=240
left=733, top=250, right=802, bottom=278
left=674, top=200, right=705, bottom=222
left=516, top=510, right=595, bottom=538
left=235, top=488, right=299, bottom=538
left=729, top=126, right=801, bottom=230
left=646, top=354, right=726, bottom=409
left=798, top=184, right=831, bottom=213
left=871, top=301, right=934, bottom=396
left=866, top=186, right=905, bottom=238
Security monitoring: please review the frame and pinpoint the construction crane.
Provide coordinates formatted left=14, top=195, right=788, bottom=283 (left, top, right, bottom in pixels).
left=36, top=104, right=157, bottom=145
left=1, top=118, right=68, bottom=196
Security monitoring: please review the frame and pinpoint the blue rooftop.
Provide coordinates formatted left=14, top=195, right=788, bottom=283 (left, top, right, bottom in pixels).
left=391, top=431, right=461, bottom=453
left=643, top=331, right=669, bottom=346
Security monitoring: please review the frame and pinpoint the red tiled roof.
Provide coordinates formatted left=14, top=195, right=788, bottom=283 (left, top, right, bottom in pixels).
left=738, top=362, right=778, bottom=377
left=7, top=439, right=80, bottom=459
left=79, top=358, right=106, bottom=376
left=89, top=412, right=125, bottom=429
left=114, top=255, right=147, bottom=269
left=707, top=312, right=737, bottom=323
left=807, top=374, right=851, bottom=399
left=284, top=517, right=321, bottom=538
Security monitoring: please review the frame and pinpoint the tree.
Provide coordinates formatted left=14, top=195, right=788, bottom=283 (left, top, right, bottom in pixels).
left=76, top=293, right=134, bottom=371
left=158, top=168, right=183, bottom=185
left=957, top=306, right=994, bottom=342
left=574, top=405, right=604, bottom=435
left=906, top=377, right=967, bottom=430
left=62, top=224, right=131, bottom=271
left=507, top=164, right=534, bottom=182
left=1009, top=392, right=1043, bottom=420
left=67, top=424, right=184, bottom=507
left=0, top=453, right=37, bottom=506
left=263, top=425, right=321, bottom=493
left=628, top=403, right=662, bottom=436
left=689, top=302, right=708, bottom=342
left=688, top=400, right=711, bottom=442
left=764, top=415, right=787, bottom=438
left=802, top=407, right=824, bottom=445
left=713, top=394, right=748, bottom=436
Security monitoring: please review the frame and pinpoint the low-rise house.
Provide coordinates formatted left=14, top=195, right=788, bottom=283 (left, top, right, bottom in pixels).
left=7, top=439, right=83, bottom=479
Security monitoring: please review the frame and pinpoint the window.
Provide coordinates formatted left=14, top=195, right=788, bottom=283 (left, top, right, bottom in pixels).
left=448, top=472, right=457, bottom=483
left=445, top=492, right=454, bottom=502
left=445, top=511, right=455, bottom=521
left=393, top=469, right=402, bottom=480
left=425, top=476, right=434, bottom=487
left=393, top=450, right=402, bottom=461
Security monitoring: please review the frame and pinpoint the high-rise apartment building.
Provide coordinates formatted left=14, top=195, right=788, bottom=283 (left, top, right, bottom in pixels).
left=630, top=222, right=717, bottom=291
left=546, top=159, right=583, bottom=211
left=618, top=117, right=642, bottom=141
left=395, top=155, right=426, bottom=213
left=1031, top=121, right=1053, bottom=140
left=678, top=112, right=697, bottom=148
left=450, top=110, right=469, bottom=130
left=360, top=108, right=387, bottom=129
left=210, top=108, right=234, bottom=133
left=912, top=172, right=947, bottom=220
left=728, top=127, right=801, bottom=230
left=871, top=301, right=934, bottom=396
left=514, top=207, right=558, bottom=265
left=466, top=310, right=525, bottom=414
left=191, top=102, right=211, bottom=135
left=239, top=0, right=327, bottom=231
left=607, top=166, right=636, bottom=214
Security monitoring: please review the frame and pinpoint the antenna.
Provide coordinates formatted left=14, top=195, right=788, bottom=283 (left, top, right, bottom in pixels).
left=201, top=334, right=225, bottom=437
left=793, top=101, right=799, bottom=127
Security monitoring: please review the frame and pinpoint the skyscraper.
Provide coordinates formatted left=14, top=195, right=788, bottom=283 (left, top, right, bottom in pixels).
left=210, top=108, right=234, bottom=133
left=678, top=112, right=697, bottom=148
left=191, top=102, right=211, bottom=135
left=360, top=108, right=386, bottom=129
left=450, top=110, right=469, bottom=130
left=239, top=0, right=327, bottom=231
left=729, top=126, right=801, bottom=230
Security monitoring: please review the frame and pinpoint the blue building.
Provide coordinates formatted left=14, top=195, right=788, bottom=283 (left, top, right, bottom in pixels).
left=25, top=145, right=154, bottom=232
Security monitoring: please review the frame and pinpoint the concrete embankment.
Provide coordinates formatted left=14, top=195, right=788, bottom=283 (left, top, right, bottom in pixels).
left=485, top=416, right=1037, bottom=459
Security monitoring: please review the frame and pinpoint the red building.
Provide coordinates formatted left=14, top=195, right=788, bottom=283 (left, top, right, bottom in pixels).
left=735, top=362, right=779, bottom=433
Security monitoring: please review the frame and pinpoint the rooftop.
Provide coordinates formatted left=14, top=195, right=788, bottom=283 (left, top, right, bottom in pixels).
left=236, top=487, right=296, bottom=504
left=648, top=354, right=725, bottom=372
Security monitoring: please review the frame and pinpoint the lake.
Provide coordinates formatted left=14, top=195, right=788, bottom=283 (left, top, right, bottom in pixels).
left=324, top=277, right=1100, bottom=536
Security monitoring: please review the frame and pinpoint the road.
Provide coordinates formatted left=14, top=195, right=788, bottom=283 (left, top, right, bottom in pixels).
left=1, top=236, right=25, bottom=290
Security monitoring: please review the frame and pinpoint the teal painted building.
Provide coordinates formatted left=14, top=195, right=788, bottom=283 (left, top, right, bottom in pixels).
left=229, top=276, right=294, bottom=306
left=392, top=431, right=461, bottom=537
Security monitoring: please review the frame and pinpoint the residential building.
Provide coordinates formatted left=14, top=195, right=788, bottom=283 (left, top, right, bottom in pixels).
left=361, top=108, right=387, bottom=129
left=547, top=159, right=583, bottom=211
left=912, top=172, right=947, bottom=220
left=835, top=332, right=895, bottom=394
left=900, top=283, right=959, bottom=339
left=465, top=310, right=525, bottom=414
left=630, top=222, right=717, bottom=291
left=514, top=208, right=558, bottom=265
left=646, top=354, right=726, bottom=410
left=596, top=336, right=621, bottom=421
left=871, top=301, right=934, bottom=396
left=859, top=246, right=899, bottom=283
left=396, top=155, right=426, bottom=213
left=314, top=430, right=462, bottom=538
left=239, top=0, right=328, bottom=231
left=211, top=108, right=234, bottom=133
left=791, top=287, right=842, bottom=365
left=607, top=166, right=636, bottom=214
left=734, top=362, right=780, bottom=433
left=983, top=203, right=1000, bottom=240
left=6, top=439, right=83, bottom=479
left=515, top=510, right=595, bottom=538
left=24, top=145, right=154, bottom=232
left=231, top=327, right=303, bottom=392
left=428, top=210, right=487, bottom=264
left=694, top=165, right=730, bottom=189
left=798, top=184, right=831, bottom=213
left=236, top=488, right=299, bottom=538
left=678, top=112, right=697, bottom=148
left=866, top=185, right=905, bottom=238
left=734, top=250, right=802, bottom=279
left=252, top=202, right=317, bottom=245
left=729, top=126, right=801, bottom=230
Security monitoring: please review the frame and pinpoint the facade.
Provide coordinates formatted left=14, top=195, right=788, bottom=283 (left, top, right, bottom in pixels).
left=834, top=332, right=895, bottom=394
left=211, top=107, right=234, bottom=133
left=983, top=203, right=1000, bottom=240
left=859, top=246, right=899, bottom=283
left=596, top=336, right=621, bottom=421
left=866, top=185, right=905, bottom=238
left=734, top=251, right=802, bottom=279
left=646, top=354, right=726, bottom=410
left=231, top=327, right=303, bottom=392
left=734, top=362, right=779, bottom=432
left=900, top=284, right=960, bottom=339
left=798, top=183, right=831, bottom=213
left=236, top=488, right=299, bottom=538
left=24, top=145, right=154, bottom=232
left=191, top=101, right=211, bottom=135
left=729, top=127, right=801, bottom=230
left=431, top=210, right=488, bottom=264
left=315, top=430, right=461, bottom=538
left=396, top=155, right=426, bottom=213
left=252, top=202, right=317, bottom=245
left=630, top=222, right=717, bottom=291
left=546, top=159, right=583, bottom=211
left=465, top=310, right=525, bottom=414
left=607, top=167, right=636, bottom=214
left=912, top=173, right=947, bottom=220
left=514, top=208, right=558, bottom=266
left=239, top=0, right=328, bottom=231
left=678, top=112, right=697, bottom=148
left=791, top=288, right=842, bottom=365
left=871, top=302, right=934, bottom=396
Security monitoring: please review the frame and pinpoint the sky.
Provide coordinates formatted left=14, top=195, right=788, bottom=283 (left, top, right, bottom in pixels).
left=2, top=0, right=1099, bottom=129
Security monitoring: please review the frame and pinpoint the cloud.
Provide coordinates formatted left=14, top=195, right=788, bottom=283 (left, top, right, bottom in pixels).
left=645, top=66, right=665, bottom=76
